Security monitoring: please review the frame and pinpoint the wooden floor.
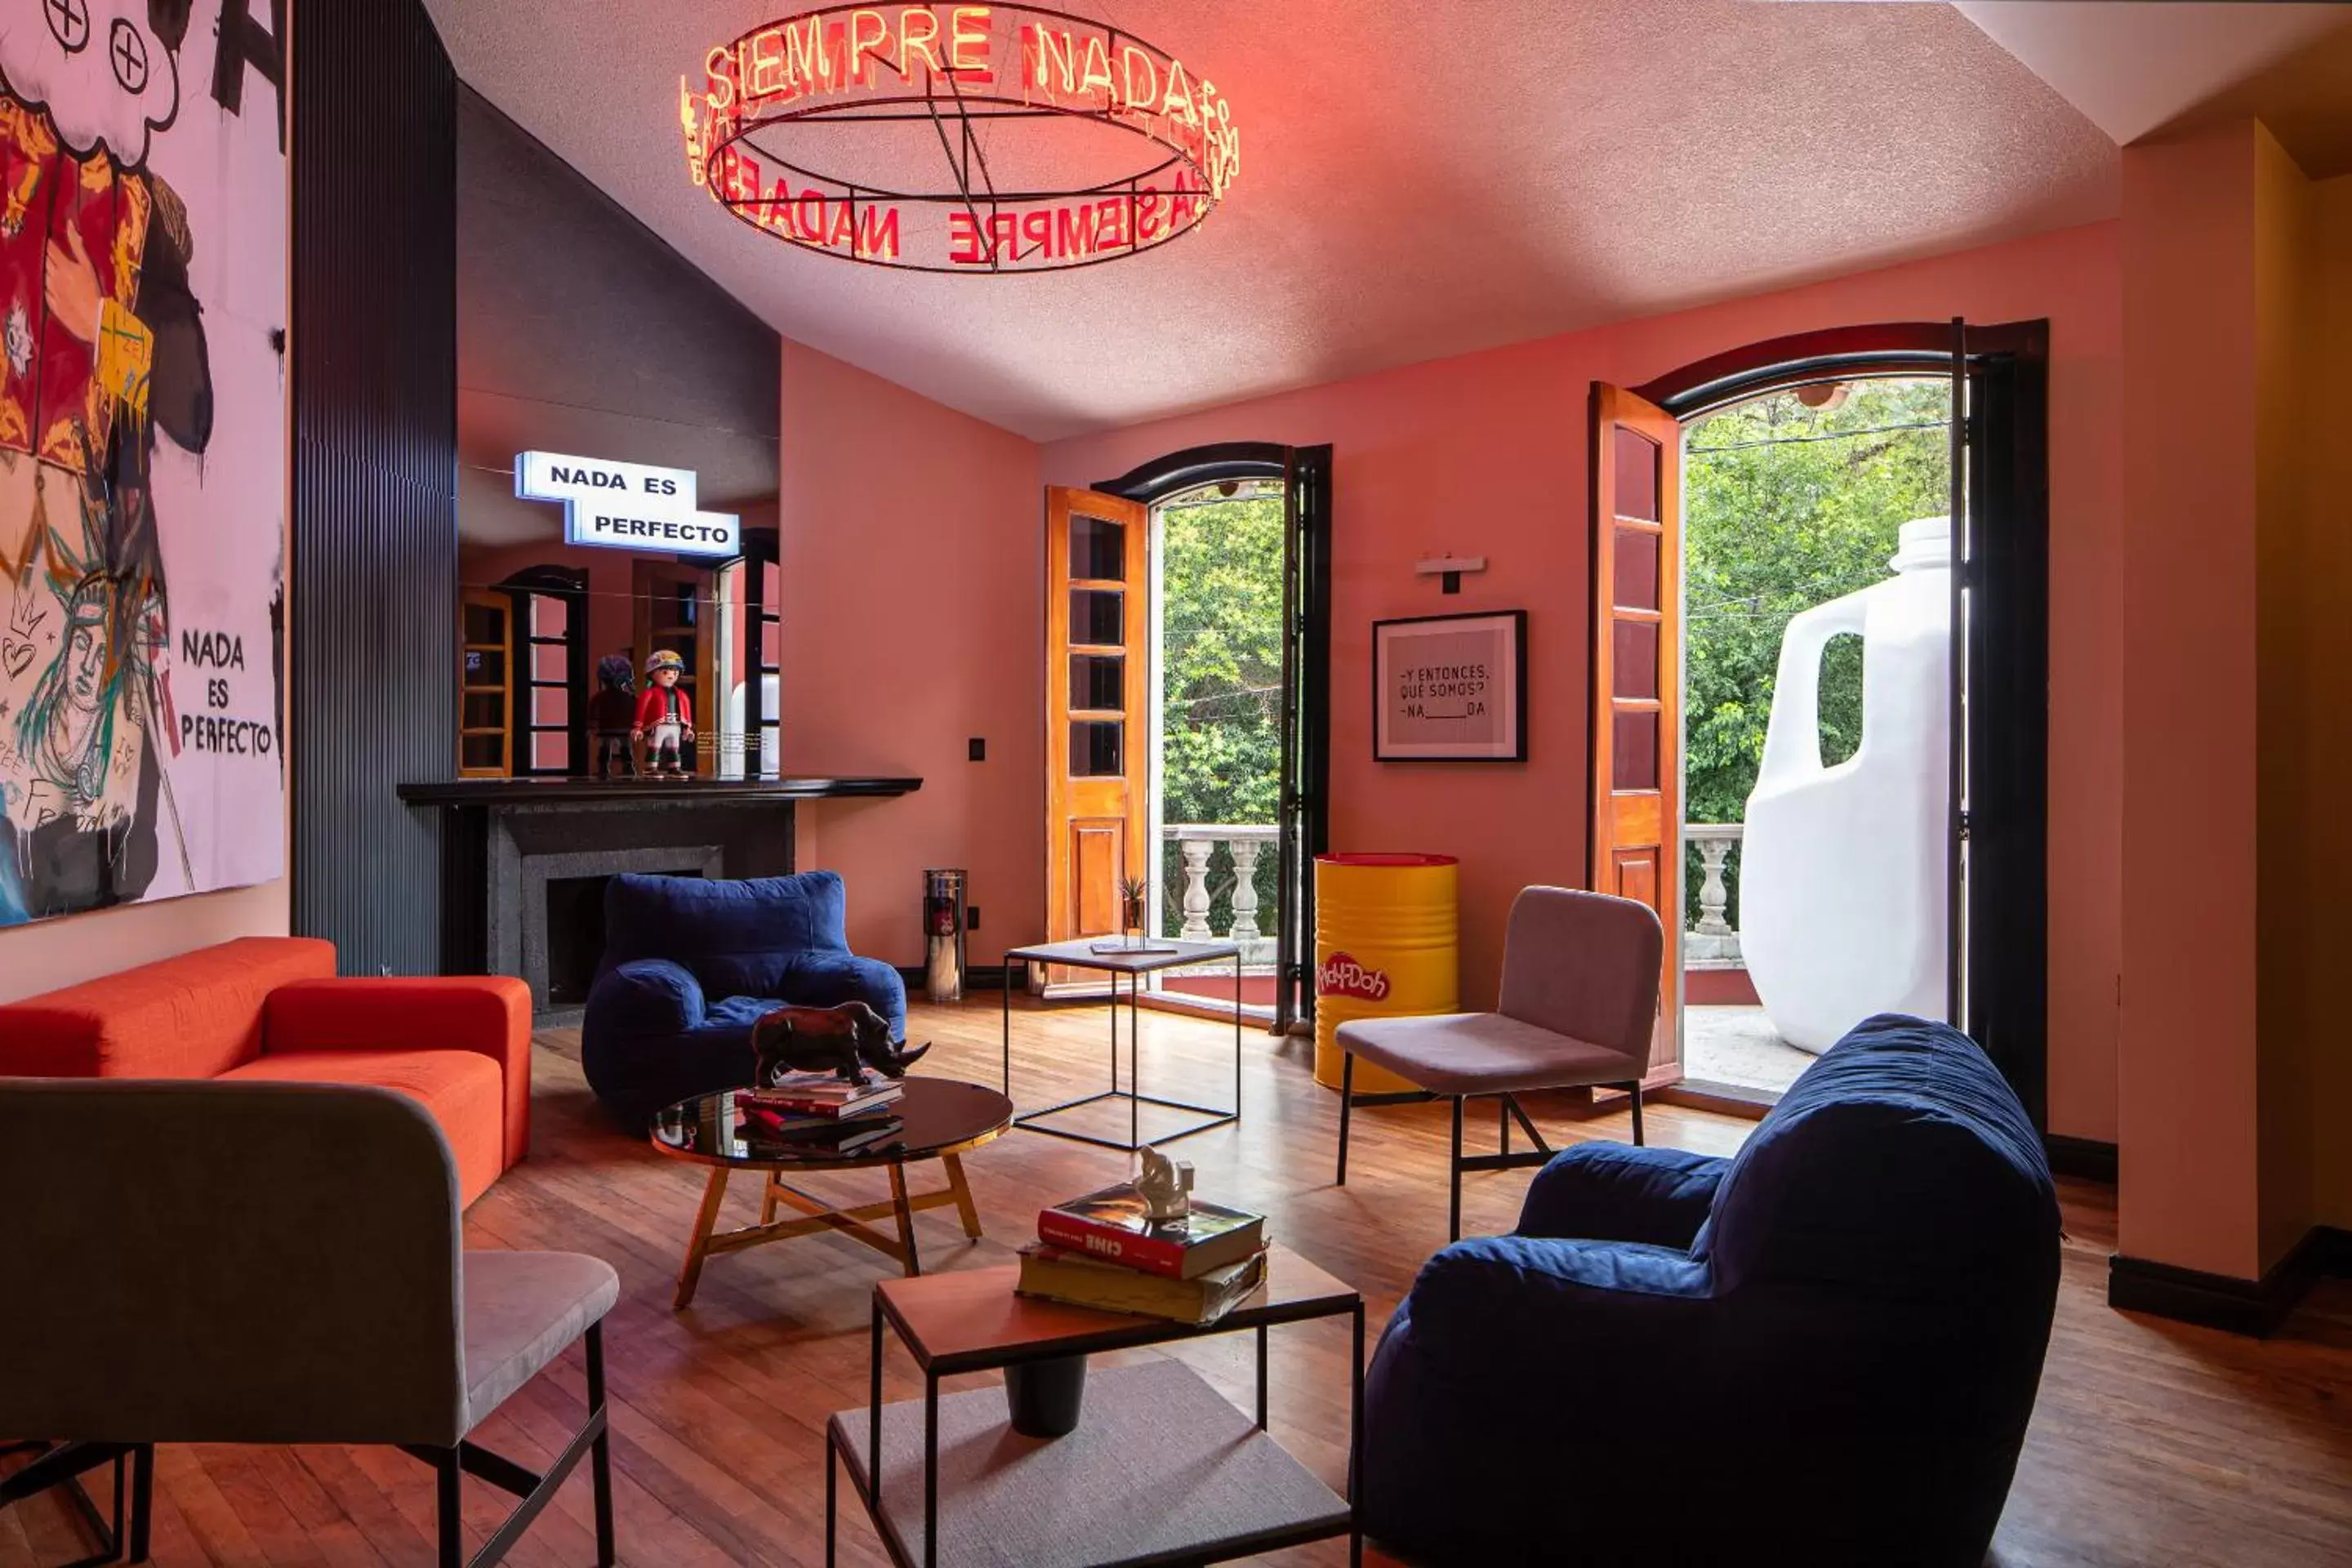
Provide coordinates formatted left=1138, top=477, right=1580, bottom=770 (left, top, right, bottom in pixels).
left=7, top=996, right=2350, bottom=1566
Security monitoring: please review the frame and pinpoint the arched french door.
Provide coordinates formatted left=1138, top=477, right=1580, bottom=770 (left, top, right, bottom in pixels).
left=1599, top=321, right=2050, bottom=1125
left=1034, top=443, right=1332, bottom=1034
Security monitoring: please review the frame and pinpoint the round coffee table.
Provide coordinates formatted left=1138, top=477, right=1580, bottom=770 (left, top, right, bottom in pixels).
left=649, top=1078, right=1013, bottom=1308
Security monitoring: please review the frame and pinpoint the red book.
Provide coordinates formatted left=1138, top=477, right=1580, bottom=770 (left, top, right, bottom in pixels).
left=739, top=1085, right=902, bottom=1120
left=1036, top=1183, right=1266, bottom=1280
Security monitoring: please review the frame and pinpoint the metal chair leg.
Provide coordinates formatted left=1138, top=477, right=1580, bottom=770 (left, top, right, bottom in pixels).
left=1336, top=1051, right=1354, bottom=1186
left=130, top=1445, right=153, bottom=1562
left=1448, top=1096, right=1464, bottom=1242
left=586, top=1324, right=615, bottom=1567
left=1499, top=1094, right=1509, bottom=1155
left=435, top=1449, right=463, bottom=1568
left=1629, top=1080, right=1645, bottom=1146
left=0, top=1441, right=141, bottom=1566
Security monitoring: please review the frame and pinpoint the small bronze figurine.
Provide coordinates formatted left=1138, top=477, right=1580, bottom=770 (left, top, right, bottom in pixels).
left=749, top=1000, right=930, bottom=1086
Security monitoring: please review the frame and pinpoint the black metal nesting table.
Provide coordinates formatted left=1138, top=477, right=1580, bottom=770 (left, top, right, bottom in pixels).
left=1000, top=938, right=1244, bottom=1152
left=826, top=1246, right=1364, bottom=1568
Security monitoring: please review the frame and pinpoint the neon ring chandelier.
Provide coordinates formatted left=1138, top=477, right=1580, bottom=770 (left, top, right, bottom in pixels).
left=681, top=4, right=1241, bottom=274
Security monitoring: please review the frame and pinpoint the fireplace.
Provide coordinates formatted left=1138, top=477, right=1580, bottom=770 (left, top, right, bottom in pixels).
left=399, top=777, right=923, bottom=1024
left=543, top=868, right=702, bottom=1006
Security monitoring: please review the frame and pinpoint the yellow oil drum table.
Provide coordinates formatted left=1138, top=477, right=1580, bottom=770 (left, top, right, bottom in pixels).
left=1313, top=853, right=1459, bottom=1092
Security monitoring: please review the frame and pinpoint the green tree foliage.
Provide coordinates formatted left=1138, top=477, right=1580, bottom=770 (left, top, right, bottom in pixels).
left=1159, top=492, right=1285, bottom=931
left=1684, top=380, right=1950, bottom=918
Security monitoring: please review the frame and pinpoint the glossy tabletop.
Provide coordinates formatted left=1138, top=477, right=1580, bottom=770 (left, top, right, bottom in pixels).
left=648, top=1078, right=1013, bottom=1171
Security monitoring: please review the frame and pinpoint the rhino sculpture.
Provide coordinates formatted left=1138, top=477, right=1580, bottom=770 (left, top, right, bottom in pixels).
left=749, top=1000, right=929, bottom=1088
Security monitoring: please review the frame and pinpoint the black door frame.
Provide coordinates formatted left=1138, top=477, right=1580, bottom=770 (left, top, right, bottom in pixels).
left=1632, top=322, right=2051, bottom=1129
left=494, top=564, right=590, bottom=779
left=1095, top=442, right=1335, bottom=1036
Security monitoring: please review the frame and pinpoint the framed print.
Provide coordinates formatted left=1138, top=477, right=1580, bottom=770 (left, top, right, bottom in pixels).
left=1373, top=611, right=1526, bottom=761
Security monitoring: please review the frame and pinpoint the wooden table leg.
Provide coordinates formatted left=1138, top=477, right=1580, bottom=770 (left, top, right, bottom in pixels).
left=942, top=1152, right=983, bottom=1242
left=675, top=1165, right=732, bottom=1309
left=761, top=1171, right=781, bottom=1227
left=889, top=1162, right=922, bottom=1278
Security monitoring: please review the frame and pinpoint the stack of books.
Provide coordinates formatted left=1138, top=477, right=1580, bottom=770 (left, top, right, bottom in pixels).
left=746, top=1071, right=906, bottom=1119
left=733, top=1073, right=905, bottom=1153
left=1017, top=1182, right=1269, bottom=1325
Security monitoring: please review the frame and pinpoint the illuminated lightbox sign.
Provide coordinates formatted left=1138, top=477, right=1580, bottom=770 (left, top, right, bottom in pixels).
left=514, top=452, right=742, bottom=557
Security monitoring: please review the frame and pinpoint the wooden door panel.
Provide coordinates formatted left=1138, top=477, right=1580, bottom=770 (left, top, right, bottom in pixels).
left=1591, top=384, right=1683, bottom=1086
left=1070, top=819, right=1127, bottom=936
left=1610, top=849, right=1659, bottom=910
left=1607, top=792, right=1663, bottom=845
left=1045, top=487, right=1151, bottom=990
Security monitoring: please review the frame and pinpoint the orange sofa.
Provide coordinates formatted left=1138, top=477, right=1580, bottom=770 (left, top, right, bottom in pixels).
left=0, top=937, right=529, bottom=1206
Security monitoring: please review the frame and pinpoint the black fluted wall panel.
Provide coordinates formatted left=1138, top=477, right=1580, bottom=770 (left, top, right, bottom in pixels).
left=290, top=0, right=458, bottom=975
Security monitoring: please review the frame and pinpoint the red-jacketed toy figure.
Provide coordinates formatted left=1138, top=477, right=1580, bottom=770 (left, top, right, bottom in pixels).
left=633, top=650, right=693, bottom=776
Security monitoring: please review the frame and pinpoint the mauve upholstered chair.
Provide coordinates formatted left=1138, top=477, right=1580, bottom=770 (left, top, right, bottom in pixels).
left=0, top=1080, right=619, bottom=1568
left=1335, top=886, right=1664, bottom=1239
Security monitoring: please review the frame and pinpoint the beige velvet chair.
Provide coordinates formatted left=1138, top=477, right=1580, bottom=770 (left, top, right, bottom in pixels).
left=1334, top=886, right=1664, bottom=1240
left=0, top=1080, right=619, bottom=1568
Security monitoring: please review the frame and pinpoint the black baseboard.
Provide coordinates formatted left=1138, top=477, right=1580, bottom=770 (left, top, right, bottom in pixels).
left=898, top=964, right=1012, bottom=993
left=2043, top=1134, right=2118, bottom=1183
left=2109, top=1225, right=2352, bottom=1338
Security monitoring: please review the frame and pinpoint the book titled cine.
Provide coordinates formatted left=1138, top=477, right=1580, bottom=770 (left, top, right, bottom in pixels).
left=1037, top=1183, right=1267, bottom=1280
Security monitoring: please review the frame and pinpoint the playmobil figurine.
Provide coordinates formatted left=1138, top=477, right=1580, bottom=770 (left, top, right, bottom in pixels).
left=1137, top=1144, right=1195, bottom=1222
left=633, top=649, right=694, bottom=775
left=588, top=654, right=637, bottom=779
left=749, top=1001, right=931, bottom=1087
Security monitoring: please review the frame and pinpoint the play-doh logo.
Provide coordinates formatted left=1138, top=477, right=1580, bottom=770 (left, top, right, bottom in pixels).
left=1316, top=953, right=1390, bottom=1002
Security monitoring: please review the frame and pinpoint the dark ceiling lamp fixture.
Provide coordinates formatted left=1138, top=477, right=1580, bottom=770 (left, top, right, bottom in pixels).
left=681, top=4, right=1241, bottom=274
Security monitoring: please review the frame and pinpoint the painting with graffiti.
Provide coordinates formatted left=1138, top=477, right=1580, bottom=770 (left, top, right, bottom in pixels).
left=0, top=0, right=286, bottom=925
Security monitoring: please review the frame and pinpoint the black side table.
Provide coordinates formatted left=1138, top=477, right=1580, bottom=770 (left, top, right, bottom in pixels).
left=1000, top=938, right=1243, bottom=1152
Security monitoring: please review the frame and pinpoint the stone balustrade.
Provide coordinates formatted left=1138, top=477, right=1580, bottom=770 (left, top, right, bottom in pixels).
left=1685, top=821, right=1744, bottom=968
left=1147, top=821, right=1740, bottom=971
left=1160, top=823, right=1280, bottom=964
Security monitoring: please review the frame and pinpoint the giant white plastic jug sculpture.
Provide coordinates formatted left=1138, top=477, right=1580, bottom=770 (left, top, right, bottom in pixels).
left=1739, top=516, right=1950, bottom=1053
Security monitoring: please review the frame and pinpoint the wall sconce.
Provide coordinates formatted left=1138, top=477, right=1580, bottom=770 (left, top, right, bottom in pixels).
left=1415, top=555, right=1487, bottom=595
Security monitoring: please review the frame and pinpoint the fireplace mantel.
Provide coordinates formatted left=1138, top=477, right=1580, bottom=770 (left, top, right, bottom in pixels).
left=395, top=776, right=922, bottom=807
left=399, top=774, right=922, bottom=1019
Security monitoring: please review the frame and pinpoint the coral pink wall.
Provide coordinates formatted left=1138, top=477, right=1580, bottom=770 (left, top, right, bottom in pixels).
left=2117, top=127, right=2265, bottom=1279
left=0, top=883, right=288, bottom=1003
left=1045, top=220, right=2125, bottom=1143
left=777, top=343, right=1045, bottom=966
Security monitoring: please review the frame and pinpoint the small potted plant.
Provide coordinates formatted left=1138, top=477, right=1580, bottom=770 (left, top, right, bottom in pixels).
left=1118, top=875, right=1152, bottom=947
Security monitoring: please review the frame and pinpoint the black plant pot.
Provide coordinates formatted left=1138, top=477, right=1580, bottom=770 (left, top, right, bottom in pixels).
left=1004, top=1355, right=1087, bottom=1438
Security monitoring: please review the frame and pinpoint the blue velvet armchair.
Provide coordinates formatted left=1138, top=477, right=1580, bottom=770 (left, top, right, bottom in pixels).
left=580, top=872, right=906, bottom=1130
left=1358, top=1014, right=2060, bottom=1567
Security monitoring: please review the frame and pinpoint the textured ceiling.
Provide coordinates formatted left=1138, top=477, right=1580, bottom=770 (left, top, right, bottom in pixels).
left=423, top=0, right=2117, bottom=441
